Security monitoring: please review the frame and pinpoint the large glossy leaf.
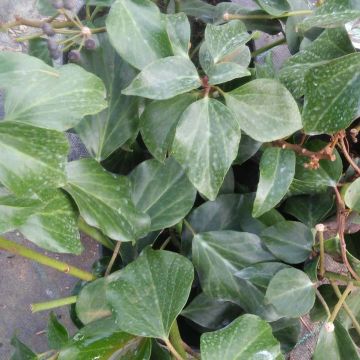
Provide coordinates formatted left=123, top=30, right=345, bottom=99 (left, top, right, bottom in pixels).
left=344, top=178, right=360, bottom=212
left=201, top=314, right=283, bottom=360
left=140, top=94, right=197, bottom=162
left=265, top=268, right=316, bottom=317
left=75, top=33, right=139, bottom=161
left=225, top=79, right=302, bottom=142
left=58, top=318, right=152, bottom=360
left=106, top=248, right=194, bottom=339
left=253, top=147, right=295, bottom=217
left=302, top=53, right=360, bottom=134
left=129, top=158, right=196, bottom=231
left=106, top=0, right=172, bottom=70
left=313, top=321, right=360, bottom=360
left=255, top=0, right=290, bottom=16
left=172, top=97, right=240, bottom=200
left=64, top=159, right=150, bottom=242
left=261, top=221, right=313, bottom=264
left=1, top=53, right=107, bottom=131
left=20, top=190, right=83, bottom=254
left=165, top=13, right=191, bottom=58
left=0, top=122, right=68, bottom=196
left=181, top=292, right=243, bottom=330
left=47, top=312, right=69, bottom=350
left=122, top=56, right=201, bottom=100
left=299, top=0, right=360, bottom=32
left=279, top=28, right=354, bottom=98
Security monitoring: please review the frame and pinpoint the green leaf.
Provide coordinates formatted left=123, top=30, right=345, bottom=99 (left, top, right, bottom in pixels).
left=140, top=94, right=197, bottom=162
left=181, top=292, right=242, bottom=330
left=313, top=321, right=360, bottom=360
left=58, top=318, right=152, bottom=360
left=261, top=221, right=314, bottom=264
left=271, top=317, right=301, bottom=353
left=255, top=0, right=290, bottom=16
left=207, top=62, right=251, bottom=85
left=76, top=277, right=112, bottom=325
left=86, top=0, right=113, bottom=5
left=150, top=340, right=171, bottom=360
left=299, top=0, right=360, bottom=32
left=205, top=20, right=252, bottom=63
left=235, top=133, right=262, bottom=165
left=200, top=314, right=284, bottom=360
left=122, top=56, right=201, bottom=100
left=165, top=13, right=191, bottom=58
left=0, top=122, right=68, bottom=196
left=75, top=33, right=139, bottom=161
left=172, top=97, right=240, bottom=200
left=129, top=158, right=196, bottom=231
left=28, top=38, right=52, bottom=65
left=344, top=178, right=360, bottom=212
left=106, top=0, right=172, bottom=70
left=225, top=79, right=302, bottom=142
left=106, top=248, right=194, bottom=339
left=256, top=51, right=277, bottom=79
left=283, top=192, right=335, bottom=228
left=47, top=312, right=69, bottom=350
left=64, top=159, right=150, bottom=242
left=0, top=53, right=107, bottom=131
left=19, top=189, right=83, bottom=255
left=279, top=28, right=354, bottom=98
left=265, top=268, right=316, bottom=317
left=36, top=0, right=56, bottom=15
left=302, top=53, right=360, bottom=134
left=10, top=337, right=36, bottom=360
left=253, top=147, right=296, bottom=217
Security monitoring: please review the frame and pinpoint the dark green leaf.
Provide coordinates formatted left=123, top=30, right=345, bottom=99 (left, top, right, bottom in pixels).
left=255, top=0, right=290, bottom=16
left=255, top=52, right=277, bottom=79
left=47, top=312, right=69, bottom=350
left=234, top=133, right=262, bottom=165
left=200, top=314, right=283, bottom=360
left=106, top=248, right=194, bottom=339
left=123, top=56, right=201, bottom=100
left=344, top=178, right=360, bottom=212
left=150, top=340, right=171, bottom=360
left=279, top=28, right=354, bottom=98
left=225, top=79, right=302, bottom=142
left=172, top=97, right=240, bottom=200
left=261, top=221, right=314, bottom=264
left=253, top=147, right=296, bottom=217
left=140, top=94, right=197, bottom=162
left=58, top=318, right=152, bottom=360
left=165, top=13, right=191, bottom=58
left=10, top=337, right=36, bottom=360
left=28, top=38, right=52, bottom=65
left=130, top=158, right=196, bottom=231
left=64, top=159, right=150, bottom=242
left=271, top=318, right=301, bottom=353
left=106, top=0, right=172, bottom=70
left=265, top=268, right=316, bottom=317
left=173, top=0, right=215, bottom=22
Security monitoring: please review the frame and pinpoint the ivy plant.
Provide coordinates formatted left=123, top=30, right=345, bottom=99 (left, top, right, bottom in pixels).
left=2, top=0, right=360, bottom=358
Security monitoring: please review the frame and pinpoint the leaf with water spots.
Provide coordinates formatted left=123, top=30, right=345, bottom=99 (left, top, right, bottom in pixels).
left=106, top=248, right=194, bottom=339
left=255, top=0, right=290, bottom=16
left=200, top=314, right=284, bottom=360
left=64, top=159, right=150, bottom=242
left=172, top=98, right=240, bottom=200
left=344, top=178, right=360, bottom=212
left=165, top=13, right=191, bottom=58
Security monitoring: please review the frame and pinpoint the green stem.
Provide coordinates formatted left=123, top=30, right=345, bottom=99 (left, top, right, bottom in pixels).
left=329, top=282, right=353, bottom=323
left=0, top=236, right=95, bottom=281
left=169, top=321, right=187, bottom=360
left=212, top=85, right=226, bottom=97
left=251, top=37, right=286, bottom=57
left=90, top=6, right=103, bottom=22
left=31, top=295, right=78, bottom=313
left=183, top=219, right=196, bottom=236
left=315, top=289, right=331, bottom=320
left=91, top=26, right=107, bottom=34
left=57, top=32, right=81, bottom=45
left=318, top=227, right=325, bottom=278
left=15, top=32, right=44, bottom=42
left=164, top=338, right=185, bottom=360
left=78, top=217, right=114, bottom=250
left=226, top=9, right=313, bottom=21
left=105, top=241, right=122, bottom=276
left=174, top=0, right=181, bottom=13
left=86, top=4, right=91, bottom=20
left=325, top=271, right=360, bottom=287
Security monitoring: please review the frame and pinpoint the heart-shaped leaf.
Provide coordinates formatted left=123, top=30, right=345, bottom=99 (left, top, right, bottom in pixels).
left=200, top=314, right=284, bottom=360
left=253, top=147, right=296, bottom=217
left=225, top=79, right=302, bottom=142
left=106, top=248, right=194, bottom=339
left=47, top=312, right=69, bottom=350
left=122, top=56, right=201, bottom=100
left=344, top=178, right=360, bottom=212
left=129, top=158, right=196, bottom=231
left=106, top=0, right=172, bottom=70
left=172, top=97, right=240, bottom=200
left=165, top=13, right=191, bottom=58
left=265, top=268, right=316, bottom=317
left=64, top=159, right=150, bottom=242
left=261, top=221, right=314, bottom=264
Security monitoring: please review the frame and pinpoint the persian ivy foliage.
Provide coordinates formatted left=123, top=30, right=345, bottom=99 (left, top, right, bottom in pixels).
left=5, top=0, right=360, bottom=358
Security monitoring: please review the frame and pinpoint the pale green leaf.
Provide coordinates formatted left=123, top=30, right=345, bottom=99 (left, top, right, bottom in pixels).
left=172, top=97, right=240, bottom=200
left=106, top=248, right=194, bottom=339
left=129, top=158, right=196, bottom=231
left=255, top=0, right=290, bottom=16
left=165, top=13, right=191, bottom=58
left=122, top=56, right=201, bottom=100
left=207, top=62, right=251, bottom=85
left=64, top=159, right=150, bottom=242
left=201, top=314, right=284, bottom=360
left=253, top=147, right=295, bottom=217
left=225, top=79, right=302, bottom=142
left=344, top=178, right=360, bottom=212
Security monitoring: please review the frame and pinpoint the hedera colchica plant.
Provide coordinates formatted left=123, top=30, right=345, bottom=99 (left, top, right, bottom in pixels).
left=2, top=0, right=360, bottom=358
